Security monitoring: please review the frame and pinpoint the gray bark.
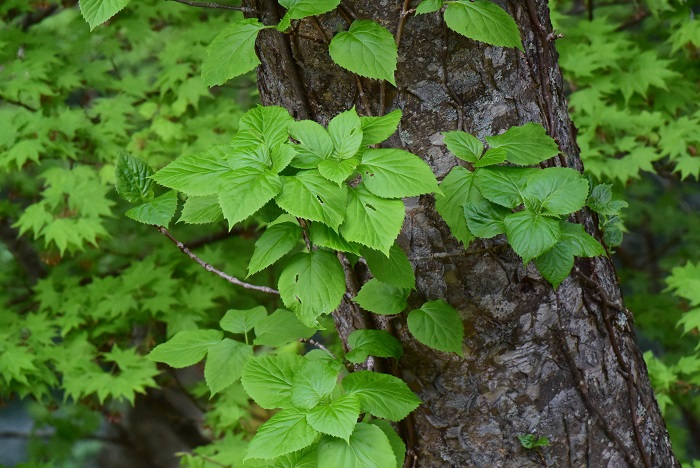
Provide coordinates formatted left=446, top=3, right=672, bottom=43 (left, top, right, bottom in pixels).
left=246, top=0, right=678, bottom=466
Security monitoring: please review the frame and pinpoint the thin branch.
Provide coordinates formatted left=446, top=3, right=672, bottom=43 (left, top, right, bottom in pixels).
left=156, top=226, right=279, bottom=295
left=300, top=338, right=337, bottom=359
left=166, top=0, right=260, bottom=14
left=395, top=0, right=412, bottom=48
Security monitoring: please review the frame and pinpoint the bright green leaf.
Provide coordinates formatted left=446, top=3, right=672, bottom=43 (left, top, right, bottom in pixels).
left=291, top=359, right=339, bottom=409
left=463, top=200, right=510, bottom=238
left=204, top=339, right=253, bottom=396
left=241, top=354, right=305, bottom=409
left=415, top=0, right=443, bottom=15
left=218, top=168, right=282, bottom=229
left=342, top=371, right=421, bottom=421
left=360, top=110, right=402, bottom=145
left=473, top=146, right=507, bottom=167
left=359, top=148, right=439, bottom=198
left=327, top=107, right=363, bottom=161
left=201, top=19, right=265, bottom=86
left=473, top=166, right=537, bottom=208
left=246, top=408, right=319, bottom=460
left=289, top=120, right=334, bottom=168
left=407, top=300, right=464, bottom=355
left=318, top=155, right=361, bottom=185
left=444, top=0, right=523, bottom=50
left=524, top=167, right=589, bottom=215
left=220, top=306, right=268, bottom=334
left=277, top=0, right=341, bottom=31
left=248, top=222, right=302, bottom=276
left=435, top=166, right=483, bottom=245
left=179, top=195, right=223, bottom=224
left=148, top=330, right=223, bottom=368
left=361, top=244, right=415, bottom=289
left=443, top=131, right=483, bottom=163
left=306, top=394, right=361, bottom=441
left=504, top=209, right=561, bottom=263
left=309, top=223, right=362, bottom=254
left=125, top=190, right=178, bottom=227
left=318, top=423, right=396, bottom=468
left=353, top=279, right=409, bottom=315
left=276, top=171, right=347, bottom=230
left=239, top=105, right=295, bottom=148
left=534, top=242, right=574, bottom=289
left=485, top=123, right=559, bottom=166
left=368, top=419, right=406, bottom=468
left=115, top=153, right=154, bottom=203
left=253, top=309, right=317, bottom=347
left=346, top=329, right=403, bottom=364
left=329, top=20, right=398, bottom=85
left=152, top=145, right=230, bottom=196
left=560, top=222, right=604, bottom=258
left=79, top=0, right=131, bottom=30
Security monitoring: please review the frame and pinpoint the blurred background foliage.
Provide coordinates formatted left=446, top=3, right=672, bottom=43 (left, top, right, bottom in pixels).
left=0, top=0, right=699, bottom=465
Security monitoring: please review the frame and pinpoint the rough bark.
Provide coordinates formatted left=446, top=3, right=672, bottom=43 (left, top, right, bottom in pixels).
left=245, top=0, right=678, bottom=466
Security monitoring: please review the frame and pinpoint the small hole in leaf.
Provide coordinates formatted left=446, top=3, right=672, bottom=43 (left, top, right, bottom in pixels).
left=294, top=295, right=302, bottom=304
left=316, top=195, right=325, bottom=205
left=366, top=203, right=376, bottom=211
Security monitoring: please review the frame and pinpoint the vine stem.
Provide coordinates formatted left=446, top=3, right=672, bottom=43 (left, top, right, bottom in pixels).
left=155, top=226, right=279, bottom=295
left=166, top=0, right=260, bottom=14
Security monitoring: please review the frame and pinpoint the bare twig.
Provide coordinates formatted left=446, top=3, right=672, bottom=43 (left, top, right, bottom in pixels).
left=155, top=226, right=279, bottom=295
left=300, top=338, right=337, bottom=359
left=395, top=0, right=412, bottom=48
left=166, top=0, right=260, bottom=14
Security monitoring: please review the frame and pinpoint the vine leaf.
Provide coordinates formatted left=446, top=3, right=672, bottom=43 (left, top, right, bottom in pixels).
left=415, top=0, right=443, bottom=15
left=220, top=306, right=268, bottom=334
left=504, top=209, right=561, bottom=263
left=218, top=168, right=282, bottom=229
left=290, top=359, right=338, bottom=410
left=359, top=148, right=439, bottom=198
left=534, top=242, right=574, bottom=289
left=152, top=145, right=230, bottom=197
left=201, top=19, right=265, bottom=87
left=306, top=394, right=361, bottom=442
left=241, top=354, right=305, bottom=409
left=276, top=170, right=347, bottom=230
left=444, top=0, right=523, bottom=51
left=473, top=146, right=507, bottom=167
left=278, top=250, right=346, bottom=327
left=245, top=408, right=319, bottom=461
left=360, top=110, right=402, bottom=145
left=485, top=123, right=560, bottom=166
left=239, top=105, right=295, bottom=147
left=523, top=167, right=589, bottom=215
left=115, top=153, right=154, bottom=203
left=289, top=120, right=333, bottom=168
left=435, top=166, right=482, bottom=246
left=368, top=419, right=406, bottom=468
left=463, top=200, right=510, bottom=239
left=247, top=222, right=302, bottom=276
left=125, top=190, right=177, bottom=227
left=346, top=329, right=403, bottom=363
left=560, top=222, right=605, bottom=258
left=310, top=223, right=362, bottom=255
left=407, top=300, right=464, bottom=355
left=277, top=0, right=341, bottom=31
left=329, top=20, right=398, bottom=85
left=204, top=339, right=253, bottom=396
left=342, top=371, right=421, bottom=421
left=361, top=244, right=415, bottom=289
left=80, top=0, right=131, bottom=30
left=473, top=166, right=538, bottom=208
left=253, top=309, right=317, bottom=347
left=327, top=107, right=363, bottom=161
left=147, top=330, right=223, bottom=368
left=353, top=279, right=409, bottom=315
left=443, top=130, right=484, bottom=163
left=318, top=423, right=396, bottom=467
left=318, top=155, right=361, bottom=185
left=179, top=195, right=222, bottom=224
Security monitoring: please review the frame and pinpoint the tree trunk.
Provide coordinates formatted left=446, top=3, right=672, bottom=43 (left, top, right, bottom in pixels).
left=245, top=0, right=678, bottom=466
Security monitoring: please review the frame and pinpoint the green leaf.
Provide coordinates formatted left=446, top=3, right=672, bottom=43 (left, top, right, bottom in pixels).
left=361, top=244, right=415, bottom=289
left=341, top=184, right=405, bottom=255
left=289, top=120, right=334, bottom=168
left=443, top=131, right=483, bottom=163
left=309, top=223, right=362, bottom=255
left=360, top=110, right=402, bottom=145
left=318, top=422, right=396, bottom=468
left=560, top=222, right=604, bottom=258
left=473, top=147, right=507, bottom=167
left=278, top=250, right=346, bottom=327
left=115, top=153, right=154, bottom=203
left=291, top=359, right=339, bottom=410
left=306, top=394, right=361, bottom=441
left=239, top=106, right=295, bottom=148
left=248, top=222, right=302, bottom=276
left=152, top=145, right=230, bottom=196
left=504, top=209, right=561, bottom=263
left=666, top=262, right=700, bottom=306
left=329, top=20, right=398, bottom=85
left=485, top=123, right=559, bottom=166
left=218, top=168, right=282, bottom=229
left=368, top=419, right=406, bottom=468
left=415, top=0, right=443, bottom=15
left=473, top=166, right=537, bottom=208
left=444, top=0, right=522, bottom=50
left=463, top=200, right=510, bottom=238
left=204, top=339, right=253, bottom=396
left=241, top=354, right=305, bottom=409
left=523, top=167, right=589, bottom=215
left=353, top=279, right=409, bottom=315
left=327, top=107, right=363, bottom=161
left=148, top=330, right=223, bottom=368
left=359, top=148, right=439, bottom=198
left=79, top=0, right=131, bottom=30
left=179, top=195, right=223, bottom=224
left=533, top=242, right=574, bottom=289
left=435, top=166, right=483, bottom=246
left=201, top=19, right=265, bottom=87
left=518, top=434, right=550, bottom=449
left=342, top=371, right=421, bottom=421
left=270, top=144, right=298, bottom=174
left=318, top=155, right=361, bottom=185
left=125, top=190, right=178, bottom=227
left=246, top=408, right=319, bottom=461
left=346, top=329, right=403, bottom=364
left=407, top=300, right=464, bottom=355
left=253, top=309, right=317, bottom=347
left=220, top=306, right=268, bottom=334
left=277, top=0, right=341, bottom=31
left=276, top=171, right=347, bottom=230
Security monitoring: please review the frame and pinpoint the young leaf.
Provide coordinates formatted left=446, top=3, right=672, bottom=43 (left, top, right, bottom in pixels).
left=368, top=419, right=406, bottom=468
left=125, top=190, right=178, bottom=227
left=407, top=300, right=464, bottom=355
left=353, top=279, right=409, bottom=315
left=115, top=153, right=154, bottom=203
left=473, top=166, right=537, bottom=208
left=534, top=242, right=574, bottom=289
left=360, top=110, right=402, bottom=145
left=415, top=0, right=443, bottom=15
left=443, top=131, right=484, bottom=163
left=318, top=155, right=361, bottom=186
left=346, top=329, right=403, bottom=364
left=359, top=148, right=439, bottom=198
left=241, top=354, right=305, bottom=409
left=329, top=20, right=398, bottom=85
left=80, top=0, right=131, bottom=31
left=204, top=339, right=253, bottom=396
left=152, top=145, right=230, bottom=196
left=341, top=184, right=405, bottom=255
left=504, top=209, right=561, bottom=263
left=342, top=371, right=421, bottom=421
left=239, top=105, right=295, bottom=148
left=306, top=394, right=361, bottom=441
left=201, top=19, right=266, bottom=87
left=318, top=422, right=396, bottom=467
left=245, top=408, right=319, bottom=461
left=327, top=107, right=363, bottom=161
left=361, top=244, right=415, bottom=289
left=444, top=0, right=523, bottom=50
left=277, top=0, right=341, bottom=31
left=247, top=222, right=302, bottom=276
left=276, top=170, right=347, bottom=230
left=289, top=120, right=334, bottom=168
left=270, top=144, right=297, bottom=173
left=278, top=250, right=346, bottom=327
left=147, top=330, right=223, bottom=368
left=435, top=166, right=483, bottom=246
left=523, top=167, right=589, bottom=215
left=290, top=359, right=339, bottom=410
left=253, top=309, right=317, bottom=347
left=220, top=306, right=268, bottom=334
left=559, top=222, right=605, bottom=258
left=485, top=123, right=559, bottom=166
left=218, top=168, right=282, bottom=229
left=473, top=147, right=507, bottom=167
left=310, top=223, right=362, bottom=255
left=179, top=195, right=223, bottom=224
left=463, top=200, right=510, bottom=238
